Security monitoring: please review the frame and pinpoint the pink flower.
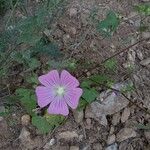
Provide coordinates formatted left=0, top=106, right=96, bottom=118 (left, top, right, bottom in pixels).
left=36, top=70, right=83, bottom=116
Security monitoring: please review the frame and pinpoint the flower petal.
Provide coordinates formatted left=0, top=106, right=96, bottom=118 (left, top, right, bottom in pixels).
left=38, top=70, right=60, bottom=87
left=36, top=86, right=55, bottom=108
left=64, top=88, right=83, bottom=109
left=60, top=70, right=79, bottom=88
left=48, top=97, right=69, bottom=116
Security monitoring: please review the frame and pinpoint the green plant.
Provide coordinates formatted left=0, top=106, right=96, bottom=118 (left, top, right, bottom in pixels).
left=0, top=0, right=68, bottom=134
left=97, top=11, right=120, bottom=37
left=135, top=4, right=150, bottom=16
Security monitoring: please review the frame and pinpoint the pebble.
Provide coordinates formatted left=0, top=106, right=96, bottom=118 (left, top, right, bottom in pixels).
left=21, top=114, right=31, bottom=125
left=44, top=138, right=56, bottom=149
left=105, top=143, right=118, bottom=150
left=57, top=131, right=78, bottom=140
left=70, top=146, right=80, bottom=150
left=112, top=112, right=120, bottom=126
left=73, top=110, right=84, bottom=124
left=140, top=58, right=150, bottom=66
left=107, top=134, right=116, bottom=145
left=121, top=107, right=130, bottom=123
left=144, top=131, right=150, bottom=141
left=69, top=8, right=78, bottom=17
left=19, top=127, right=42, bottom=149
left=116, top=128, right=136, bottom=142
left=93, top=143, right=103, bottom=150
left=0, top=116, right=10, bottom=138
left=142, top=32, right=150, bottom=39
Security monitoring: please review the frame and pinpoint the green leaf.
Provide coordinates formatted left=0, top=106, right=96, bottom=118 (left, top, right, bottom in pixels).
left=90, top=74, right=110, bottom=85
left=28, top=58, right=40, bottom=70
left=15, top=88, right=36, bottom=115
left=82, top=88, right=99, bottom=103
left=25, top=73, right=38, bottom=85
left=97, top=11, right=120, bottom=37
left=81, top=80, right=93, bottom=88
left=44, top=113, right=65, bottom=129
left=104, top=58, right=117, bottom=70
left=77, top=98, right=88, bottom=111
left=134, top=4, right=150, bottom=16
left=32, top=116, right=51, bottom=134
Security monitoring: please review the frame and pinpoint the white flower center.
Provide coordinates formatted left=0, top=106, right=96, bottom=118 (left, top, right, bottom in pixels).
left=56, top=86, right=65, bottom=96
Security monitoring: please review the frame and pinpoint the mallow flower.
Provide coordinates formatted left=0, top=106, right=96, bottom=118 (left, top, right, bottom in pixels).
left=36, top=70, right=83, bottom=116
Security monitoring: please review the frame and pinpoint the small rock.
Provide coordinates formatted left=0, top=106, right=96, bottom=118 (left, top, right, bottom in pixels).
left=70, top=146, right=79, bottom=150
left=44, top=138, right=56, bottom=149
left=69, top=8, right=78, bottom=17
left=73, top=110, right=84, bottom=124
left=107, top=134, right=116, bottom=145
left=70, top=27, right=77, bottom=35
left=112, top=112, right=121, bottom=126
left=19, top=127, right=42, bottom=149
left=116, top=128, right=136, bottom=142
left=140, top=58, right=150, bottom=66
left=21, top=114, right=31, bottom=125
left=0, top=117, right=10, bottom=138
left=63, top=34, right=70, bottom=43
left=19, top=127, right=34, bottom=149
left=93, top=143, right=103, bottom=150
left=109, top=126, right=115, bottom=134
left=85, top=82, right=129, bottom=126
left=144, top=131, right=150, bottom=141
left=105, top=143, right=118, bottom=150
left=136, top=49, right=143, bottom=60
left=82, top=145, right=91, bottom=150
left=142, top=32, right=150, bottom=39
left=121, top=107, right=130, bottom=123
left=57, top=131, right=78, bottom=140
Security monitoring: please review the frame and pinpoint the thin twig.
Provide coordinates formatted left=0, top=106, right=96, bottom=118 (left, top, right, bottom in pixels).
left=78, top=37, right=150, bottom=78
left=101, top=37, right=150, bottom=64
left=108, top=86, right=150, bottom=115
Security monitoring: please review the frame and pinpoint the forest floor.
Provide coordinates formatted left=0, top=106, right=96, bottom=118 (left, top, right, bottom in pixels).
left=0, top=0, right=150, bottom=150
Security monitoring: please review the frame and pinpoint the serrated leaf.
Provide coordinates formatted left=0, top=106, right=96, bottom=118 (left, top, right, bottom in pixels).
left=32, top=116, right=51, bottom=134
left=82, top=88, right=99, bottom=103
left=90, top=74, right=110, bottom=84
left=25, top=73, right=38, bottom=85
left=28, top=58, right=40, bottom=70
left=97, top=11, right=120, bottom=37
left=15, top=88, right=36, bottom=115
left=44, top=113, right=65, bottom=129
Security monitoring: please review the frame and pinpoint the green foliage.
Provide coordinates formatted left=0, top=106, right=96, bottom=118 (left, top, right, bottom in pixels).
left=135, top=4, right=150, bottom=16
left=97, top=11, right=120, bottom=37
left=78, top=74, right=115, bottom=110
left=25, top=73, right=38, bottom=85
left=32, top=116, right=52, bottom=134
left=136, top=123, right=150, bottom=130
left=15, top=88, right=36, bottom=115
left=104, top=58, right=117, bottom=70
left=45, top=113, right=65, bottom=128
left=82, top=88, right=99, bottom=103
left=77, top=98, right=88, bottom=111
left=89, top=74, right=114, bottom=86
left=32, top=113, right=65, bottom=134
